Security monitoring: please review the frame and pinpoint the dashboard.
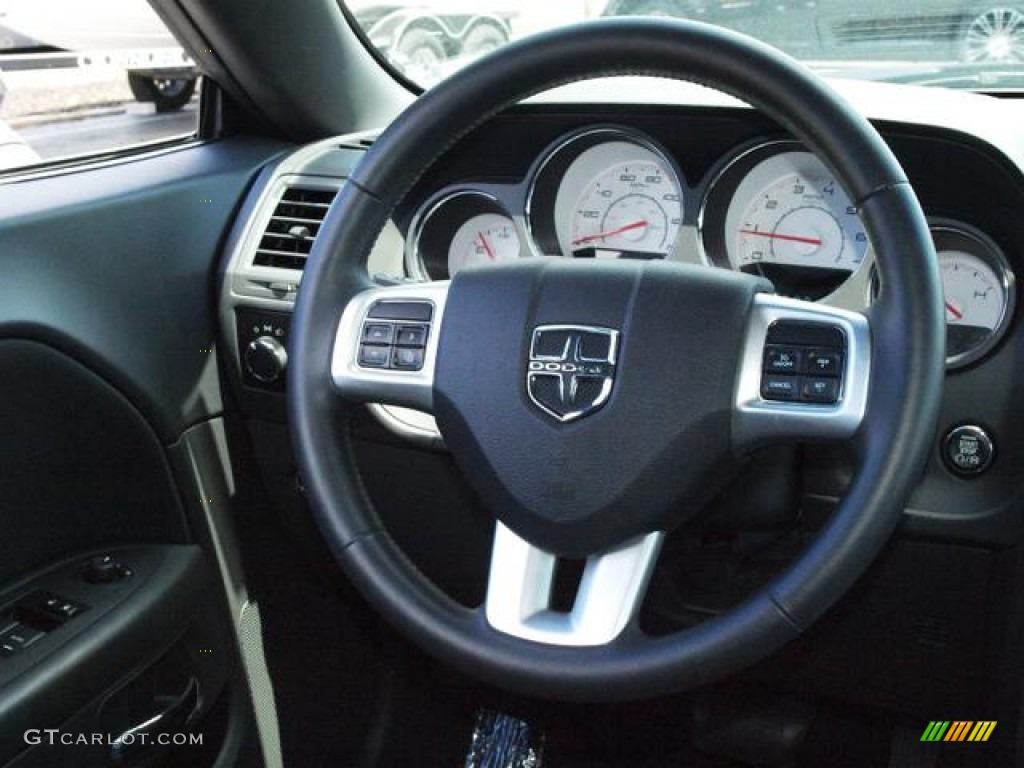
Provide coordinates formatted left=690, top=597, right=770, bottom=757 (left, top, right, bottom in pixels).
left=220, top=79, right=1024, bottom=545
left=402, top=118, right=1014, bottom=372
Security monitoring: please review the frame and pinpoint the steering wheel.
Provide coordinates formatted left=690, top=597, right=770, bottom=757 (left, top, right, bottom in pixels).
left=288, top=18, right=944, bottom=701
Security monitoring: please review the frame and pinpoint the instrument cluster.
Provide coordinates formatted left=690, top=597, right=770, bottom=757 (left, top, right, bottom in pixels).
left=405, top=125, right=1015, bottom=369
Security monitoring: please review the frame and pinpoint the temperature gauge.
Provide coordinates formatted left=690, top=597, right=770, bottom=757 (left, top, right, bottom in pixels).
left=936, top=224, right=1015, bottom=369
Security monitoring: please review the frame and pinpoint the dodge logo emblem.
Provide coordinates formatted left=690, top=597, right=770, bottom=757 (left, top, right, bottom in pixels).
left=526, top=325, right=619, bottom=422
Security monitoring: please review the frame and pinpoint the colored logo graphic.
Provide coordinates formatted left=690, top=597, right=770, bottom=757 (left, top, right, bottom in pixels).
left=921, top=721, right=996, bottom=742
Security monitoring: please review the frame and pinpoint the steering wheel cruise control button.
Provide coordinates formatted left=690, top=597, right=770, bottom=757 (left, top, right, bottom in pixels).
left=801, top=377, right=839, bottom=403
left=761, top=375, right=799, bottom=400
left=764, top=346, right=802, bottom=373
left=805, top=350, right=842, bottom=376
left=760, top=321, right=846, bottom=405
left=943, top=424, right=994, bottom=477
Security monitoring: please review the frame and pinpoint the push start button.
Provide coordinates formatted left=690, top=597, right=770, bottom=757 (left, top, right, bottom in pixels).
left=942, top=424, right=994, bottom=477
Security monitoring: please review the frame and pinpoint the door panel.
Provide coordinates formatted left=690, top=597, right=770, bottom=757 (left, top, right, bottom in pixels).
left=0, top=137, right=289, bottom=766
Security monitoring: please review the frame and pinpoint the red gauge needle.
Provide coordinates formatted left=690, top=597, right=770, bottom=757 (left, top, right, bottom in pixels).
left=572, top=219, right=648, bottom=246
left=945, top=301, right=964, bottom=320
left=477, top=232, right=496, bottom=261
left=739, top=229, right=823, bottom=246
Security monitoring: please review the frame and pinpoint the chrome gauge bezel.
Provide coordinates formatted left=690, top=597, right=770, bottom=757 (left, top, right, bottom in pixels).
left=406, top=189, right=520, bottom=281
left=932, top=220, right=1015, bottom=370
left=524, top=125, right=691, bottom=261
left=698, top=139, right=871, bottom=302
left=865, top=219, right=1016, bottom=370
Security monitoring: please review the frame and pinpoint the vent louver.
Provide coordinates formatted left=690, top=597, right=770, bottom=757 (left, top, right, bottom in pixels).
left=253, top=186, right=338, bottom=271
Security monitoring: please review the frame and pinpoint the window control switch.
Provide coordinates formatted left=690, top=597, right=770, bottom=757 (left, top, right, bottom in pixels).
left=0, top=623, right=45, bottom=657
left=15, top=590, right=88, bottom=630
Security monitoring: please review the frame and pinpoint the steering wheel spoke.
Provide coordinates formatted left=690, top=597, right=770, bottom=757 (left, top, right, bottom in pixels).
left=485, top=522, right=664, bottom=647
left=330, top=281, right=449, bottom=412
left=733, top=293, right=872, bottom=448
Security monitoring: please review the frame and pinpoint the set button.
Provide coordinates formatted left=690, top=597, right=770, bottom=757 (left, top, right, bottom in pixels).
left=801, top=377, right=840, bottom=403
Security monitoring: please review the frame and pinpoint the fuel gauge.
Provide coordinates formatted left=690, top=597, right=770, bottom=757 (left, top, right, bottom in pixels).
left=448, top=212, right=520, bottom=275
left=934, top=223, right=1015, bottom=369
left=408, top=190, right=523, bottom=280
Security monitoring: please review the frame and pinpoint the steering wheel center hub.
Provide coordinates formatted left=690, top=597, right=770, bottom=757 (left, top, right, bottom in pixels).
left=433, top=258, right=771, bottom=556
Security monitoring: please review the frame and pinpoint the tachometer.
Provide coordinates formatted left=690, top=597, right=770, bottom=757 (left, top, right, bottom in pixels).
left=733, top=173, right=866, bottom=271
left=702, top=143, right=869, bottom=301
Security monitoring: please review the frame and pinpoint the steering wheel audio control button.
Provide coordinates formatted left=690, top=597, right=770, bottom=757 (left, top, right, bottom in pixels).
left=943, top=425, right=994, bottom=477
left=395, top=324, right=429, bottom=347
left=358, top=344, right=391, bottom=368
left=392, top=347, right=425, bottom=370
left=362, top=323, right=395, bottom=344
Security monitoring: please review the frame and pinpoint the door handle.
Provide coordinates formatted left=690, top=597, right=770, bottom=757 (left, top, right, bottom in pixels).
left=110, top=676, right=199, bottom=764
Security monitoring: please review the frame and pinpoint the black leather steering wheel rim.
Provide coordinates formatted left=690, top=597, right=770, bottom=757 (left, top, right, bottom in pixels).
left=288, top=18, right=945, bottom=701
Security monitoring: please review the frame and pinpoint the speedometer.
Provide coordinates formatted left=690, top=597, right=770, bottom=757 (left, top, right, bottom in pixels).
left=538, top=130, right=686, bottom=260
left=569, top=160, right=683, bottom=257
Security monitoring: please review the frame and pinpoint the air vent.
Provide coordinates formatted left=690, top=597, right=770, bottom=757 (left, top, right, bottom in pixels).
left=253, top=186, right=338, bottom=271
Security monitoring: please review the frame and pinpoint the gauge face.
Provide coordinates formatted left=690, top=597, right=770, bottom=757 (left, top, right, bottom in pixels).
left=545, top=135, right=685, bottom=260
left=933, top=224, right=1015, bottom=368
left=408, top=191, right=521, bottom=280
left=709, top=147, right=869, bottom=301
left=569, top=160, right=683, bottom=256
left=733, top=173, right=866, bottom=271
left=448, top=212, right=520, bottom=276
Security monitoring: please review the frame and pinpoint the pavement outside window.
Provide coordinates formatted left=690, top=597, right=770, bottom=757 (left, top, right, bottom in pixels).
left=0, top=63, right=197, bottom=163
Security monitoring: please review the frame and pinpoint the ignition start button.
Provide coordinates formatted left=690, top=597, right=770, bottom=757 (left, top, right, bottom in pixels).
left=942, top=424, right=994, bottom=477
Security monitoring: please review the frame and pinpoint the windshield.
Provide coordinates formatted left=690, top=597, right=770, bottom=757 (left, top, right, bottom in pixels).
left=345, top=0, right=1024, bottom=90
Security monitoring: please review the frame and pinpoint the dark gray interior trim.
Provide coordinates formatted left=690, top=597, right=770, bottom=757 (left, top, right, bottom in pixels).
left=0, top=137, right=291, bottom=443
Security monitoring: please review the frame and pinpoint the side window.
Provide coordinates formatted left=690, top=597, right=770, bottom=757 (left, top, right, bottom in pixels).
left=0, top=0, right=199, bottom=172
